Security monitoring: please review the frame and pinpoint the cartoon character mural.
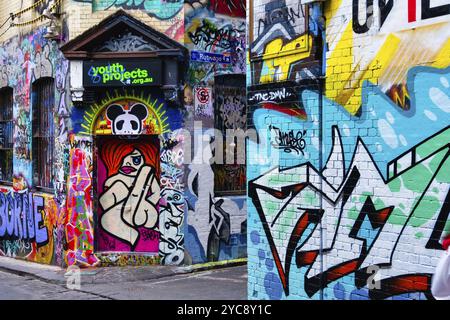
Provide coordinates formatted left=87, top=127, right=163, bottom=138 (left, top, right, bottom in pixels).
left=74, top=92, right=184, bottom=264
left=106, top=103, right=148, bottom=135
left=97, top=134, right=160, bottom=252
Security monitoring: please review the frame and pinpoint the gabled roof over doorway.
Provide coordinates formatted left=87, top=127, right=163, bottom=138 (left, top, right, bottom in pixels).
left=60, top=10, right=187, bottom=60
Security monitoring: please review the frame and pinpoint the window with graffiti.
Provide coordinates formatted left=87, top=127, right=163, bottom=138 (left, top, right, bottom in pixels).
left=32, top=78, right=55, bottom=190
left=213, top=75, right=246, bottom=196
left=95, top=135, right=161, bottom=252
left=0, top=87, right=13, bottom=183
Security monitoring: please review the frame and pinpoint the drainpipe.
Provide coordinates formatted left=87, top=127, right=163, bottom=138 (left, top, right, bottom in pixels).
left=318, top=75, right=324, bottom=301
left=317, top=2, right=327, bottom=301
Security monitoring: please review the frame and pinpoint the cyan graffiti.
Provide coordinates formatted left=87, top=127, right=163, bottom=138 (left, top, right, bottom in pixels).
left=93, top=0, right=183, bottom=20
left=248, top=66, right=450, bottom=299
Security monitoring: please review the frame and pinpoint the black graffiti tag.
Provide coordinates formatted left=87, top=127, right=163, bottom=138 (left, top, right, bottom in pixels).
left=270, top=125, right=307, bottom=155
left=257, top=1, right=306, bottom=37
left=188, top=20, right=242, bottom=52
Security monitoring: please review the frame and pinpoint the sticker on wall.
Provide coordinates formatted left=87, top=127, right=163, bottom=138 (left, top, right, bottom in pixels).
left=80, top=91, right=169, bottom=135
left=191, top=51, right=232, bottom=64
left=194, top=86, right=213, bottom=118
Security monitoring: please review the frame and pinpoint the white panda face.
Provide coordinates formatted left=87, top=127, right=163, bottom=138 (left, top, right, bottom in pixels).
left=106, top=103, right=148, bottom=135
left=114, top=112, right=140, bottom=134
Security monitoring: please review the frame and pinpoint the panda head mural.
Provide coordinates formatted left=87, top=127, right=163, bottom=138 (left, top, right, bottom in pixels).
left=106, top=103, right=148, bottom=135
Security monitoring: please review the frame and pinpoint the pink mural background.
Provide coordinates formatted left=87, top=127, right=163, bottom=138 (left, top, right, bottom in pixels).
left=96, top=136, right=160, bottom=253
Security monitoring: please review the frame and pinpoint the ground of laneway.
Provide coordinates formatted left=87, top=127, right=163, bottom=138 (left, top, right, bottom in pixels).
left=0, top=257, right=247, bottom=300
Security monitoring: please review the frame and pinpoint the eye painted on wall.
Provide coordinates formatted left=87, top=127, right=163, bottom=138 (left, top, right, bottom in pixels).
left=132, top=155, right=142, bottom=166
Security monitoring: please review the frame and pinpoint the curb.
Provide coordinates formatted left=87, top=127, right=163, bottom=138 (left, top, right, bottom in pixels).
left=0, top=265, right=66, bottom=285
left=0, top=257, right=247, bottom=285
left=181, top=258, right=247, bottom=274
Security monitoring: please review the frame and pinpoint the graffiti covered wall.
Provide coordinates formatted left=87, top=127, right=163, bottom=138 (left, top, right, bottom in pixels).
left=183, top=1, right=247, bottom=264
left=0, top=188, right=65, bottom=265
left=0, top=25, right=75, bottom=267
left=247, top=0, right=450, bottom=300
left=0, top=1, right=245, bottom=268
left=70, top=90, right=185, bottom=265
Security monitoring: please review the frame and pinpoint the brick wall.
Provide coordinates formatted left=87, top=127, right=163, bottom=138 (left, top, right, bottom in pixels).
left=66, top=1, right=183, bottom=42
left=247, top=0, right=450, bottom=300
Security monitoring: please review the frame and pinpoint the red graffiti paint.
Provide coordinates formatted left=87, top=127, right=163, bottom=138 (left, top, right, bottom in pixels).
left=261, top=102, right=307, bottom=120
left=369, top=275, right=431, bottom=299
left=408, top=0, right=416, bottom=22
left=210, top=0, right=245, bottom=17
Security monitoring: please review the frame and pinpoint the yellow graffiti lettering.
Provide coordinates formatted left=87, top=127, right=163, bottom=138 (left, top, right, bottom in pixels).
left=259, top=34, right=312, bottom=84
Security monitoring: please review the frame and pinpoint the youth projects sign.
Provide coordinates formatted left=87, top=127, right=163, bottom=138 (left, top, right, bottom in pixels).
left=83, top=60, right=162, bottom=87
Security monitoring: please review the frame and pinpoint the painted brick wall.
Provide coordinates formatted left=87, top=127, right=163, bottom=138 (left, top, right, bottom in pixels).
left=67, top=1, right=183, bottom=43
left=0, top=0, right=185, bottom=268
left=247, top=0, right=450, bottom=300
left=0, top=24, right=75, bottom=267
left=0, top=1, right=184, bottom=45
left=0, top=0, right=48, bottom=42
left=183, top=1, right=247, bottom=265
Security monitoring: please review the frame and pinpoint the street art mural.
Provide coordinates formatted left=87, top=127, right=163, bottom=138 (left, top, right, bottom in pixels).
left=77, top=92, right=170, bottom=136
left=73, top=0, right=184, bottom=42
left=65, top=135, right=99, bottom=267
left=71, top=91, right=185, bottom=264
left=186, top=16, right=246, bottom=85
left=0, top=23, right=71, bottom=191
left=249, top=0, right=322, bottom=85
left=182, top=1, right=247, bottom=264
left=325, top=0, right=450, bottom=113
left=159, top=130, right=186, bottom=264
left=0, top=188, right=66, bottom=266
left=247, top=0, right=323, bottom=122
left=184, top=0, right=245, bottom=18
left=0, top=26, right=68, bottom=185
left=0, top=1, right=245, bottom=268
left=185, top=139, right=247, bottom=263
left=96, top=251, right=160, bottom=266
left=97, top=136, right=160, bottom=252
left=248, top=1, right=450, bottom=300
left=0, top=25, right=75, bottom=267
left=249, top=66, right=450, bottom=300
left=213, top=85, right=246, bottom=193
left=106, top=103, right=149, bottom=135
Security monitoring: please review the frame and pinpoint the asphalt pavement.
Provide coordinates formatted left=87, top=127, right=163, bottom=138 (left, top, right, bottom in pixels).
left=0, top=256, right=247, bottom=300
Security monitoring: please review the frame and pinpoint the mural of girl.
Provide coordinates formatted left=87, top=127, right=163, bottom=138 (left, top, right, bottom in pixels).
left=97, top=136, right=160, bottom=252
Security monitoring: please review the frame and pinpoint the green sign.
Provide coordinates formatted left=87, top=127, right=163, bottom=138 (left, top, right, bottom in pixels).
left=83, top=60, right=162, bottom=87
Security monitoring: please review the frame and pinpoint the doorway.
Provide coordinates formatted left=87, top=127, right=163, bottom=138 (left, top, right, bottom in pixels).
left=95, top=134, right=161, bottom=252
